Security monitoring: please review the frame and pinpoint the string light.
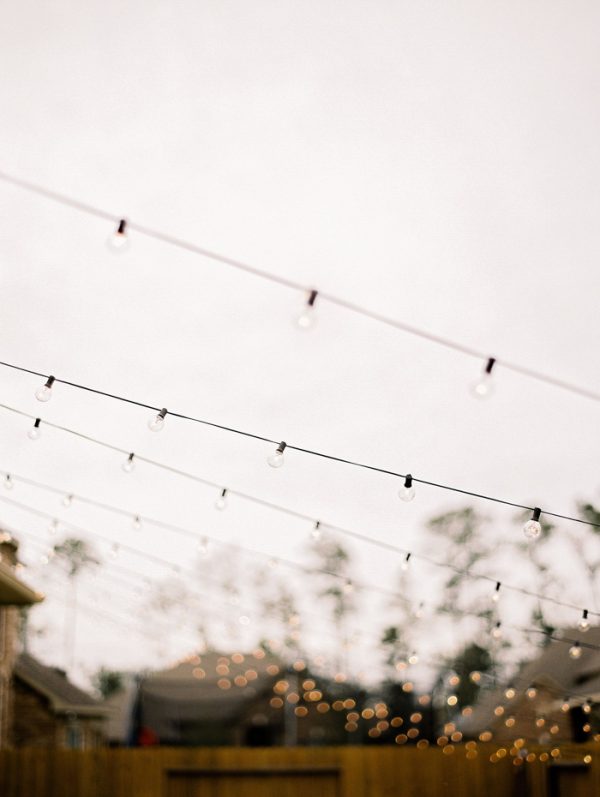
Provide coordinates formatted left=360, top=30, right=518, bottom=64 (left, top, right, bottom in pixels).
left=523, top=508, right=542, bottom=540
left=471, top=358, right=495, bottom=399
left=48, top=519, right=58, bottom=536
left=343, top=578, right=354, bottom=594
left=296, top=289, right=318, bottom=330
left=148, top=407, right=168, bottom=432
left=3, top=474, right=13, bottom=491
left=62, top=493, right=74, bottom=508
left=215, top=488, right=228, bottom=511
left=27, top=418, right=41, bottom=440
left=492, top=581, right=501, bottom=603
left=267, top=441, right=286, bottom=468
left=35, top=375, right=55, bottom=403
left=311, top=521, right=322, bottom=540
left=578, top=609, right=590, bottom=633
left=107, top=219, right=129, bottom=252
left=132, top=515, right=142, bottom=531
left=568, top=642, right=582, bottom=659
left=109, top=543, right=120, bottom=560
left=401, top=553, right=412, bottom=572
left=398, top=474, right=415, bottom=502
left=122, top=453, right=135, bottom=473
left=582, top=700, right=592, bottom=714
left=492, top=621, right=503, bottom=640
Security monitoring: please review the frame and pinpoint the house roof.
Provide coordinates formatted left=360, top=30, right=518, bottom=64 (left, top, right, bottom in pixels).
left=15, top=653, right=108, bottom=717
left=0, top=560, right=43, bottom=606
left=462, top=627, right=600, bottom=735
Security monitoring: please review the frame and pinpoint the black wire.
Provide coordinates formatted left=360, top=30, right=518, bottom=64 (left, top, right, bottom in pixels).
left=0, top=363, right=597, bottom=530
left=2, top=459, right=597, bottom=619
left=1, top=169, right=599, bottom=403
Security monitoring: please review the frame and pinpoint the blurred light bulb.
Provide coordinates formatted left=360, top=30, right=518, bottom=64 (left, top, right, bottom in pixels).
left=523, top=508, right=542, bottom=540
left=583, top=700, right=592, bottom=714
left=526, top=688, right=537, bottom=699
left=35, top=375, right=55, bottom=402
left=408, top=653, right=419, bottom=665
left=561, top=700, right=570, bottom=713
left=107, top=219, right=129, bottom=252
left=401, top=553, right=412, bottom=572
left=343, top=579, right=354, bottom=594
left=578, top=610, right=590, bottom=633
left=148, top=407, right=167, bottom=432
left=48, top=519, right=58, bottom=536
left=492, top=622, right=503, bottom=640
left=197, top=537, right=209, bottom=556
left=122, top=453, right=135, bottom=473
left=471, top=358, right=496, bottom=399
left=62, top=493, right=74, bottom=508
left=413, top=602, right=425, bottom=619
left=3, top=475, right=13, bottom=491
left=28, top=418, right=41, bottom=440
left=311, top=521, right=321, bottom=540
left=295, top=289, right=318, bottom=330
left=569, top=642, right=582, bottom=659
left=132, top=515, right=142, bottom=530
left=109, top=543, right=120, bottom=560
left=215, top=488, right=228, bottom=511
left=268, top=441, right=286, bottom=468
left=399, top=474, right=415, bottom=502
left=492, top=582, right=501, bottom=603
left=239, top=615, right=250, bottom=626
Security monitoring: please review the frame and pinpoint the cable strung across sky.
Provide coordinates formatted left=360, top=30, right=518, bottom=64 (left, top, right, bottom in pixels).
left=0, top=364, right=597, bottom=533
left=0, top=168, right=599, bottom=404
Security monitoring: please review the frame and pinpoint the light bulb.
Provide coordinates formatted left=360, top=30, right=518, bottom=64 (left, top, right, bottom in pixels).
left=523, top=508, right=542, bottom=540
left=401, top=553, right=412, bottom=572
left=561, top=700, right=570, bottom=713
left=197, top=537, right=209, bottom=556
left=399, top=474, right=415, bottom=502
left=578, top=610, right=590, bottom=633
left=268, top=441, right=286, bottom=468
left=132, top=515, right=142, bottom=530
left=569, top=642, right=582, bottom=660
left=35, top=375, right=55, bottom=402
left=28, top=418, right=41, bottom=440
left=109, top=543, right=120, bottom=560
left=122, top=453, right=135, bottom=473
left=471, top=358, right=496, bottom=399
left=311, top=521, right=322, bottom=540
left=583, top=700, right=592, bottom=714
left=295, top=289, right=318, bottom=330
left=342, top=579, right=354, bottom=594
left=215, top=488, right=228, bottom=511
left=62, top=494, right=74, bottom=508
left=48, top=519, right=58, bottom=536
left=526, top=688, right=537, bottom=699
left=492, top=582, right=501, bottom=603
left=413, top=602, right=425, bottom=619
left=107, top=219, right=129, bottom=252
left=492, top=622, right=503, bottom=640
left=3, top=475, right=13, bottom=491
left=148, top=407, right=167, bottom=432
left=408, top=653, right=419, bottom=665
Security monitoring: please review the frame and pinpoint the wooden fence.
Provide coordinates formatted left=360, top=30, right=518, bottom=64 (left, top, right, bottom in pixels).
left=0, top=744, right=598, bottom=797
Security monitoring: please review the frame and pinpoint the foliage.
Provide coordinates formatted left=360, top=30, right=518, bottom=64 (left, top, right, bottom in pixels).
left=52, top=537, right=100, bottom=578
left=93, top=667, right=123, bottom=699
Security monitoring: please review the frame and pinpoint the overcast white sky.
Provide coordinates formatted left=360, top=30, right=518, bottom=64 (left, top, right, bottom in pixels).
left=0, top=1, right=599, bottom=688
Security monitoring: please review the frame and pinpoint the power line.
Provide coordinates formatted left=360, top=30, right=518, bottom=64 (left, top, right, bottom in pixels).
left=1, top=169, right=599, bottom=404
left=2, top=461, right=597, bottom=621
left=0, top=370, right=597, bottom=531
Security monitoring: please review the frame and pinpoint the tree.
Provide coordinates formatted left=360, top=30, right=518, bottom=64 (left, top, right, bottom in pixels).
left=93, top=667, right=123, bottom=699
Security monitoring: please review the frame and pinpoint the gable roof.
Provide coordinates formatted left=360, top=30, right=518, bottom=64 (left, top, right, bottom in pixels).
left=15, top=653, right=108, bottom=717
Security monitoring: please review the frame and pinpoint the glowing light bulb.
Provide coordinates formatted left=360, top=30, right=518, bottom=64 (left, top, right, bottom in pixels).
left=28, top=418, right=41, bottom=440
left=3, top=475, right=13, bottom=491
left=268, top=441, right=286, bottom=468
left=492, top=621, right=503, bottom=640
left=107, top=219, right=129, bottom=252
left=578, top=609, right=590, bottom=633
left=561, top=700, right=570, bottom=713
left=471, top=358, right=496, bottom=399
left=401, top=553, right=412, bottom=572
left=295, top=289, right=318, bottom=330
left=343, top=579, right=354, bottom=594
left=311, top=521, right=322, bottom=540
left=583, top=700, right=592, bottom=714
left=62, top=494, right=74, bottom=508
left=122, top=453, right=135, bottom=473
left=35, top=375, right=55, bottom=402
left=148, top=407, right=167, bottom=432
left=526, top=688, right=537, bottom=699
left=399, top=474, right=415, bottom=502
left=215, top=488, right=228, bottom=511
left=132, top=515, right=142, bottom=530
left=408, top=653, right=419, bottom=665
left=523, top=507, right=542, bottom=540
left=492, top=582, right=501, bottom=603
left=569, top=642, right=582, bottom=659
left=413, top=601, right=425, bottom=619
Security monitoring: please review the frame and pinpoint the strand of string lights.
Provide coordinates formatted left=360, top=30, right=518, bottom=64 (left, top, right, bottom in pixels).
left=1, top=460, right=597, bottom=625
left=1, top=169, right=599, bottom=404
left=0, top=370, right=598, bottom=535
left=3, top=493, right=599, bottom=657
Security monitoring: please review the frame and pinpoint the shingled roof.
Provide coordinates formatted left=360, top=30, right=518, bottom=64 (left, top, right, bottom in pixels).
left=15, top=654, right=108, bottom=717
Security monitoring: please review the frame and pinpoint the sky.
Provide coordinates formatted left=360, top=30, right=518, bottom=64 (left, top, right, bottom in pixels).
left=0, top=1, right=599, bottom=690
